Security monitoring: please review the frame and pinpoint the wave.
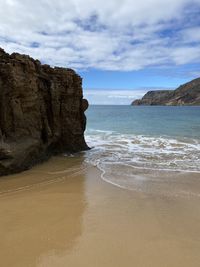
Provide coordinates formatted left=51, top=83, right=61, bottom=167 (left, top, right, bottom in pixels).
left=84, top=129, right=200, bottom=197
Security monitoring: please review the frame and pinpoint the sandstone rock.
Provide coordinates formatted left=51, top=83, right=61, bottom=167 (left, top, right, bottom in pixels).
left=0, top=48, right=89, bottom=176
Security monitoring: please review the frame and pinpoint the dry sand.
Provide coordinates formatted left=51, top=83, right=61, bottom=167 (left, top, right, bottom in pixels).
left=0, top=155, right=200, bottom=267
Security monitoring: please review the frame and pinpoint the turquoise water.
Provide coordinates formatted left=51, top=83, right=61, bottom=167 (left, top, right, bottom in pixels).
left=86, top=105, right=200, bottom=139
left=84, top=106, right=200, bottom=196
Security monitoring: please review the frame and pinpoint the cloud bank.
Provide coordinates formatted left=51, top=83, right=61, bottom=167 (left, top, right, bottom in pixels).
left=0, top=0, right=200, bottom=71
left=84, top=89, right=154, bottom=105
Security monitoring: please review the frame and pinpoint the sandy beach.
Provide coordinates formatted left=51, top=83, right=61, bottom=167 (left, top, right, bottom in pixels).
left=0, top=155, right=200, bottom=267
left=1, top=1, right=200, bottom=266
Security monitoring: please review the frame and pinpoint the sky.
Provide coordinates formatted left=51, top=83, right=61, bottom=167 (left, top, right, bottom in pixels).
left=0, top=0, right=200, bottom=104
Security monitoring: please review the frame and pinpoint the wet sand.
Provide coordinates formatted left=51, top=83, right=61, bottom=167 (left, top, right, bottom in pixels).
left=0, top=155, right=200, bottom=267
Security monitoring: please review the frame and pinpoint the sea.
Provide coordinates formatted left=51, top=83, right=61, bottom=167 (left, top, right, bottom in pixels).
left=83, top=105, right=200, bottom=197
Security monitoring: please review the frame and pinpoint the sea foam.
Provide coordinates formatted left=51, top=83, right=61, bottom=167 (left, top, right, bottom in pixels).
left=84, top=129, right=200, bottom=197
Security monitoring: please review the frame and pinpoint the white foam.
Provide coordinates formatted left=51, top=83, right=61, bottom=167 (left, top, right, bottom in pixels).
left=85, top=132, right=200, bottom=171
left=84, top=131, right=200, bottom=197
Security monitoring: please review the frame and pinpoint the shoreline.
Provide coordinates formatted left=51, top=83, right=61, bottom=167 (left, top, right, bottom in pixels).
left=0, top=155, right=200, bottom=266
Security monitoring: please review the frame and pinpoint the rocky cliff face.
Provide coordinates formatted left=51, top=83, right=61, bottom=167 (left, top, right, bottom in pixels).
left=132, top=90, right=173, bottom=105
left=132, top=78, right=200, bottom=106
left=0, top=47, right=89, bottom=176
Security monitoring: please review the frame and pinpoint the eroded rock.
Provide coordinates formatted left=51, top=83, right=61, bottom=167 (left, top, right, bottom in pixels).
left=0, top=48, right=89, bottom=176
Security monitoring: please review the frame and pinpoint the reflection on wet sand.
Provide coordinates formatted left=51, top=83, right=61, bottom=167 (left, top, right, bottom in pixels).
left=0, top=155, right=200, bottom=267
left=0, top=156, right=87, bottom=267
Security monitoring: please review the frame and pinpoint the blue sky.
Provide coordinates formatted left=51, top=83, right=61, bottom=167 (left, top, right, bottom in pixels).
left=0, top=0, right=200, bottom=104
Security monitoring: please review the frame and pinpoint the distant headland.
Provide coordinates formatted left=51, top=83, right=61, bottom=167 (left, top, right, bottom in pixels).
left=132, top=78, right=200, bottom=106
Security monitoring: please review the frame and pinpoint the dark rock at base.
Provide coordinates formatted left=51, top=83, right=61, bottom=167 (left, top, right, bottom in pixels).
left=0, top=48, right=89, bottom=176
left=132, top=78, right=200, bottom=106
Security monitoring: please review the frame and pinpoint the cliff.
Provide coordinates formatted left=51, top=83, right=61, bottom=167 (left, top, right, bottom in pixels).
left=0, top=47, right=89, bottom=176
left=132, top=78, right=200, bottom=106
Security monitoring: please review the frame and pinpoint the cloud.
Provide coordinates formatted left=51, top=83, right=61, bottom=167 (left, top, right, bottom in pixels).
left=0, top=0, right=200, bottom=71
left=84, top=89, right=156, bottom=105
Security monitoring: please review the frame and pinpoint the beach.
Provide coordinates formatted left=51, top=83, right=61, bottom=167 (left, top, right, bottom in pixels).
left=1, top=1, right=200, bottom=265
left=1, top=155, right=200, bottom=267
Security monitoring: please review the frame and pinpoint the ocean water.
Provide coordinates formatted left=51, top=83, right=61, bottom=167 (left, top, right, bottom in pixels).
left=84, top=106, right=200, bottom=197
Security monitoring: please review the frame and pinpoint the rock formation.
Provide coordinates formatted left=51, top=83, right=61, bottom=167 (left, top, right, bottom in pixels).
left=0, top=47, right=89, bottom=176
left=132, top=78, right=200, bottom=106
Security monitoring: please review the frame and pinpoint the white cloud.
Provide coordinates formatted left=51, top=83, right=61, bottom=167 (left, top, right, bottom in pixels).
left=84, top=89, right=150, bottom=105
left=171, top=46, right=200, bottom=64
left=0, top=0, right=200, bottom=70
left=181, top=26, right=200, bottom=43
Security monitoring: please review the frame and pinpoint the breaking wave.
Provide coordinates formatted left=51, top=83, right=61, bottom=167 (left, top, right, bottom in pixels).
left=84, top=129, right=200, bottom=197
